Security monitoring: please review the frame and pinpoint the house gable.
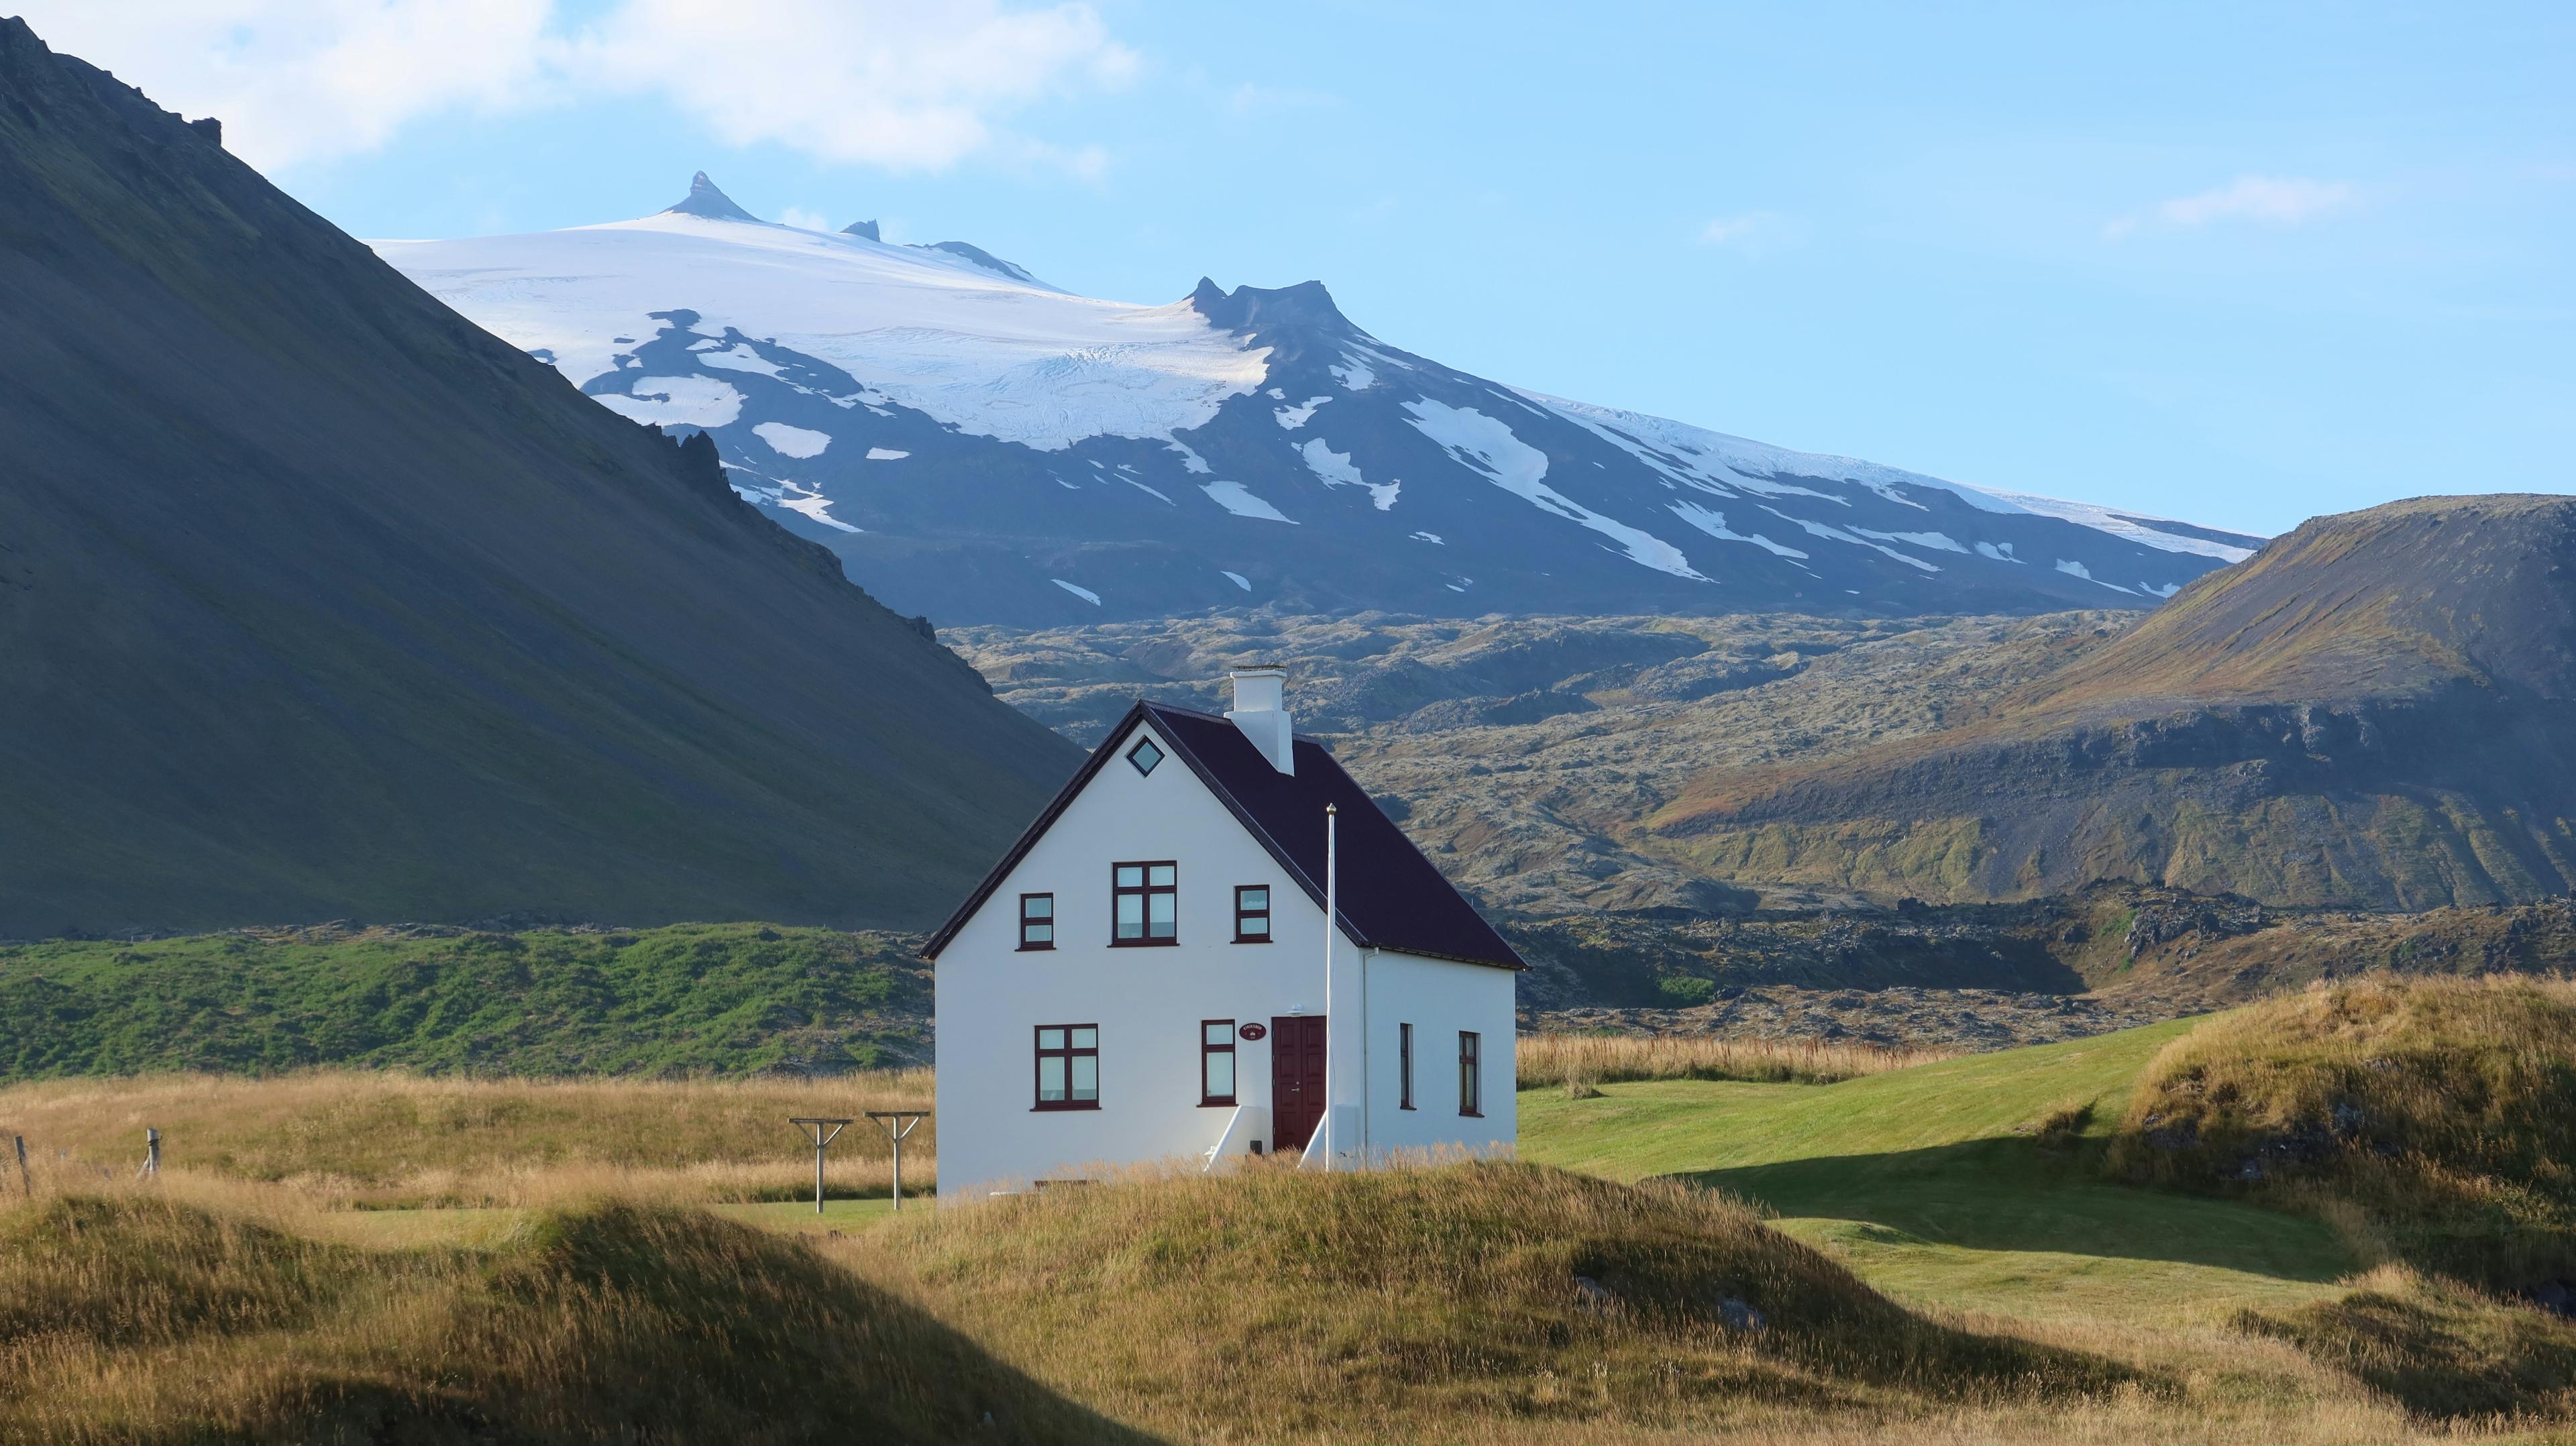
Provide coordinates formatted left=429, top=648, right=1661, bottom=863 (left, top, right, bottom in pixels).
left=923, top=700, right=1523, bottom=972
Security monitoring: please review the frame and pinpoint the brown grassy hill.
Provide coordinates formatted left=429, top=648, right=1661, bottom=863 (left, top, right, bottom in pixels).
left=2108, top=977, right=2576, bottom=1292
left=1649, top=496, right=2576, bottom=908
left=0, top=21, right=1079, bottom=936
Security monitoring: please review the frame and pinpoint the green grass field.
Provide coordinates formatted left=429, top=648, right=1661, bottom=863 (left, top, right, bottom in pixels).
left=0, top=922, right=928, bottom=1078
left=1519, top=1017, right=2360, bottom=1327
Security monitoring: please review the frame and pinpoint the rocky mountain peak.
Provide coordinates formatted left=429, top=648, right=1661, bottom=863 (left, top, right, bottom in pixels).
left=843, top=219, right=881, bottom=242
left=1186, top=278, right=1358, bottom=339
left=663, top=171, right=758, bottom=223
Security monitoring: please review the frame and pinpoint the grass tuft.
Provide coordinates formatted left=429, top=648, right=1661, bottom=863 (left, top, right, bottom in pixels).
left=2106, top=975, right=2576, bottom=1288
left=1517, top=1032, right=1954, bottom=1090
left=867, top=1158, right=2138, bottom=1435
left=0, top=1188, right=1132, bottom=1443
left=2237, top=1264, right=2576, bottom=1421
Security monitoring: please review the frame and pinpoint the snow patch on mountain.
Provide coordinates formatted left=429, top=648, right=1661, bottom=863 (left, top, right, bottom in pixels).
left=1405, top=398, right=1705, bottom=581
left=1668, top=500, right=1809, bottom=559
left=1274, top=396, right=1330, bottom=429
left=1297, top=439, right=1398, bottom=510
left=1979, top=488, right=2260, bottom=563
left=1053, top=579, right=1102, bottom=605
left=753, top=421, right=830, bottom=458
left=1853, top=527, right=1965, bottom=554
left=1534, top=390, right=2019, bottom=516
left=1764, top=508, right=1941, bottom=572
left=696, top=341, right=788, bottom=378
left=1201, top=479, right=1295, bottom=522
left=594, top=374, right=744, bottom=427
left=2055, top=558, right=2139, bottom=594
left=865, top=447, right=910, bottom=460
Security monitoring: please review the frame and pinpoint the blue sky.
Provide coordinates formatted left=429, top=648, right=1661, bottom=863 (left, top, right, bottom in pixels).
left=28, top=1, right=2571, bottom=536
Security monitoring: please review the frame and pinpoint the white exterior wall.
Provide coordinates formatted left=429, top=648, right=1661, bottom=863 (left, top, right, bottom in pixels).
left=1348, top=948, right=1519, bottom=1164
left=933, top=718, right=1516, bottom=1198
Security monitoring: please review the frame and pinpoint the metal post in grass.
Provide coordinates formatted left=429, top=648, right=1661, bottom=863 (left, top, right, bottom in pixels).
left=12, top=1134, right=27, bottom=1196
left=136, top=1127, right=160, bottom=1180
left=790, top=1117, right=853, bottom=1215
left=864, top=1110, right=930, bottom=1211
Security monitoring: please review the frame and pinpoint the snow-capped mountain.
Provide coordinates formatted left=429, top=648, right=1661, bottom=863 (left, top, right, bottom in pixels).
left=376, top=175, right=2264, bottom=626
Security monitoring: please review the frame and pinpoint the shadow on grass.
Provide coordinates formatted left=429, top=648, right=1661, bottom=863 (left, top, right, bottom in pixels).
left=1672, top=1136, right=2355, bottom=1284
left=3, top=1197, right=1162, bottom=1445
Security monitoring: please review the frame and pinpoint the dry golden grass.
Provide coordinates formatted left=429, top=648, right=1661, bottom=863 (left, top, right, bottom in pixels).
left=2110, top=975, right=2576, bottom=1286
left=836, top=1159, right=2481, bottom=1445
left=0, top=1174, right=1131, bottom=1444
left=1517, top=1032, right=1955, bottom=1091
left=5, top=1045, right=2567, bottom=1442
left=0, top=1068, right=935, bottom=1209
left=0, top=1143, right=2510, bottom=1443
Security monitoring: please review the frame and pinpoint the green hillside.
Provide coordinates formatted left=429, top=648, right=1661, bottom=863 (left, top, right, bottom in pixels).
left=0, top=923, right=929, bottom=1080
left=1521, top=1017, right=2359, bottom=1325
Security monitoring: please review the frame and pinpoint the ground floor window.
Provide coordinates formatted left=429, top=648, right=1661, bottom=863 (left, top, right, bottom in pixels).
left=1458, top=1030, right=1482, bottom=1117
left=1201, top=1019, right=1236, bottom=1105
left=1399, top=1022, right=1415, bottom=1110
left=1036, top=1024, right=1099, bottom=1109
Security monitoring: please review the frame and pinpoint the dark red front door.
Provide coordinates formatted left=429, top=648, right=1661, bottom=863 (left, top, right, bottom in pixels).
left=1271, top=1015, right=1327, bottom=1153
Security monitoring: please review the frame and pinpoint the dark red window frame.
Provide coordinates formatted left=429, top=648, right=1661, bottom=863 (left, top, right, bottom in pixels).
left=1399, top=1022, right=1415, bottom=1110
left=1018, top=892, right=1055, bottom=950
left=1232, top=885, right=1272, bottom=944
left=1112, top=860, right=1177, bottom=946
left=1458, top=1030, right=1483, bottom=1118
left=1199, top=1019, right=1238, bottom=1106
left=1034, top=1023, right=1099, bottom=1111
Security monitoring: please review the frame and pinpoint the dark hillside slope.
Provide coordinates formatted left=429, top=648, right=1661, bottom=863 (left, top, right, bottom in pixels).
left=0, top=21, right=1079, bottom=937
left=1652, top=496, right=2576, bottom=908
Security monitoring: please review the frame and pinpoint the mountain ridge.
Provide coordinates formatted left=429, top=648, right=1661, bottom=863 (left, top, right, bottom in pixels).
left=378, top=180, right=2265, bottom=627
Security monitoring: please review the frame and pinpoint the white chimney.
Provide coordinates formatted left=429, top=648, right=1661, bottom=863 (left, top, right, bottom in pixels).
left=1226, top=665, right=1294, bottom=774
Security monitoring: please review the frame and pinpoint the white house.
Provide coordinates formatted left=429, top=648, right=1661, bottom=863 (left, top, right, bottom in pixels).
left=923, top=667, right=1523, bottom=1197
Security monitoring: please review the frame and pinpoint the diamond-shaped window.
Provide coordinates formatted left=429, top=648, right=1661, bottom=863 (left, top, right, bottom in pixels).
left=1128, top=738, right=1165, bottom=777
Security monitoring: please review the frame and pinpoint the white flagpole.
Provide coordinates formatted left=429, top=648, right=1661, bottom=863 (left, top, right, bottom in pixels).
left=1322, top=801, right=1338, bottom=1172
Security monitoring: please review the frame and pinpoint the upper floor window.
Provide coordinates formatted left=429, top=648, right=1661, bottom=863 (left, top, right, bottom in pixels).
left=1458, top=1030, right=1483, bottom=1118
left=1127, top=738, right=1164, bottom=776
left=1018, top=893, right=1054, bottom=950
left=1200, top=1019, right=1237, bottom=1105
left=1035, top=1024, right=1099, bottom=1110
left=1233, top=886, right=1271, bottom=943
left=1112, top=861, right=1177, bottom=945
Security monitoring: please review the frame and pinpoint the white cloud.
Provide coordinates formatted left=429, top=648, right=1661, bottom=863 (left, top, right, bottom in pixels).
left=1695, top=211, right=1797, bottom=254
left=7, top=0, right=1134, bottom=175
left=2104, top=175, right=2357, bottom=239
left=572, top=0, right=1136, bottom=172
left=12, top=0, right=560, bottom=170
left=776, top=205, right=834, bottom=232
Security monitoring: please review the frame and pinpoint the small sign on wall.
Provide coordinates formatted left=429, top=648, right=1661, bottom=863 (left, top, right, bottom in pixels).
left=1237, top=1022, right=1268, bottom=1041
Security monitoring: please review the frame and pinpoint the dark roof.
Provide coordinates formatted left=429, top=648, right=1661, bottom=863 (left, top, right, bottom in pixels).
left=922, top=700, right=1525, bottom=971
